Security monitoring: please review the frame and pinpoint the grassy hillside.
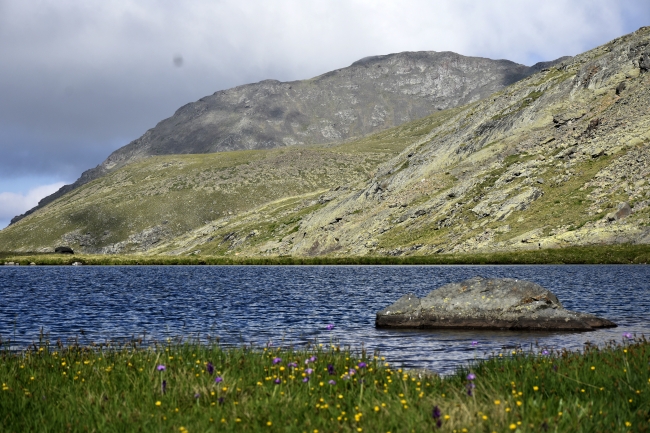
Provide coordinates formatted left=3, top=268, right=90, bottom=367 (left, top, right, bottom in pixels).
left=1, top=27, right=649, bottom=258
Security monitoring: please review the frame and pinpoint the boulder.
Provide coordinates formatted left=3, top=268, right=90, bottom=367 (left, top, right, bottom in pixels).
left=55, top=246, right=74, bottom=254
left=376, top=276, right=616, bottom=331
left=606, top=202, right=632, bottom=221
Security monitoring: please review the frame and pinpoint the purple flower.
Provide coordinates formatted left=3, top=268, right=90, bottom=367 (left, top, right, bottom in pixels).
left=349, top=368, right=356, bottom=375
left=194, top=392, right=200, bottom=399
left=466, top=382, right=475, bottom=396
left=206, top=362, right=214, bottom=375
left=466, top=373, right=476, bottom=381
left=305, top=368, right=313, bottom=375
left=302, top=377, right=310, bottom=383
left=328, top=380, right=336, bottom=385
left=432, top=405, right=443, bottom=427
left=273, top=357, right=282, bottom=364
left=326, top=324, right=335, bottom=330
left=623, top=332, right=633, bottom=339
left=541, top=350, right=549, bottom=355
left=309, top=356, right=317, bottom=363
left=157, top=365, right=166, bottom=371
left=215, top=376, right=223, bottom=383
left=287, top=362, right=298, bottom=368
left=327, top=364, right=335, bottom=375
left=274, top=378, right=281, bottom=384
left=471, top=341, right=478, bottom=346
left=218, top=397, right=224, bottom=405
left=161, top=380, right=167, bottom=394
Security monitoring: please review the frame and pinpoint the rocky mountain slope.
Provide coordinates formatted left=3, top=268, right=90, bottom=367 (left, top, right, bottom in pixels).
left=11, top=52, right=562, bottom=224
left=1, top=27, right=649, bottom=256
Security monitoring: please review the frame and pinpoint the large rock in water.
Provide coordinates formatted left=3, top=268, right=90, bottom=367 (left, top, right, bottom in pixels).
left=376, top=277, right=616, bottom=331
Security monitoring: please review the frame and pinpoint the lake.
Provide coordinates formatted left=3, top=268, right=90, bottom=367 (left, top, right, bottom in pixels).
left=1, top=265, right=648, bottom=374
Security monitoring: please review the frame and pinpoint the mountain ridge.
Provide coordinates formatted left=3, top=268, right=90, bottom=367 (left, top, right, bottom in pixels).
left=2, top=27, right=649, bottom=257
left=10, top=50, right=567, bottom=224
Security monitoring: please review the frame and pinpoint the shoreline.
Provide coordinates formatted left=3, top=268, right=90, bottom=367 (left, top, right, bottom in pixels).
left=1, top=244, right=649, bottom=266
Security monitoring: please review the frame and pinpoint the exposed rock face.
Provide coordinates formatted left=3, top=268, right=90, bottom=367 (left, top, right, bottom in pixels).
left=11, top=51, right=566, bottom=224
left=376, top=277, right=616, bottom=330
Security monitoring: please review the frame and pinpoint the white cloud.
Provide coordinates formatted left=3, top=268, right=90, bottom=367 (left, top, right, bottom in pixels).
left=0, top=183, right=65, bottom=229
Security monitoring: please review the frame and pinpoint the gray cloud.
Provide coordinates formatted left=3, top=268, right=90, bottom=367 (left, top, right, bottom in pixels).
left=0, top=0, right=648, bottom=192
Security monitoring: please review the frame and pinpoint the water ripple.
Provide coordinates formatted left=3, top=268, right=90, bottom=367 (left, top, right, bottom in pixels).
left=0, top=265, right=648, bottom=374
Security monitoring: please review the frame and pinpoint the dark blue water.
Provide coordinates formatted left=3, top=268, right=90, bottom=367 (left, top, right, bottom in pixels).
left=1, top=265, right=648, bottom=374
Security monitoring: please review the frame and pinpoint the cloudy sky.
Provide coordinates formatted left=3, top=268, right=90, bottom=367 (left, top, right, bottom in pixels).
left=0, top=0, right=648, bottom=229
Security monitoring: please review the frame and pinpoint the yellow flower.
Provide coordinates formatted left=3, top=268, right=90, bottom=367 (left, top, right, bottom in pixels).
left=444, top=415, right=450, bottom=420
left=558, top=412, right=563, bottom=416
left=509, top=424, right=517, bottom=430
left=591, top=366, right=595, bottom=370
left=482, top=415, right=488, bottom=420
left=267, top=421, right=272, bottom=426
left=516, top=401, right=522, bottom=406
left=625, top=422, right=632, bottom=427
left=494, top=400, right=501, bottom=405
left=374, top=406, right=380, bottom=412
left=155, top=401, right=161, bottom=406
left=533, top=386, right=539, bottom=391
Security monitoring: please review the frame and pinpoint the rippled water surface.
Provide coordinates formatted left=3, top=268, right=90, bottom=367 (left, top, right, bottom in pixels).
left=1, top=265, right=648, bottom=374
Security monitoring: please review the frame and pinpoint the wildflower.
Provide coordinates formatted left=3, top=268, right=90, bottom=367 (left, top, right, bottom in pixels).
left=206, top=362, right=214, bottom=375
left=541, top=350, right=549, bottom=355
left=326, top=324, right=334, bottom=330
left=349, top=368, right=357, bottom=375
left=533, top=386, right=539, bottom=391
left=273, top=357, right=282, bottom=364
left=466, top=373, right=476, bottom=381
left=194, top=393, right=200, bottom=399
left=274, top=378, right=281, bottom=385
left=162, top=380, right=167, bottom=394
left=509, top=423, right=516, bottom=430
left=358, top=362, right=367, bottom=369
left=287, top=362, right=298, bottom=368
left=305, top=368, right=314, bottom=375
left=625, top=422, right=632, bottom=427
left=494, top=400, right=501, bottom=405
left=328, top=380, right=336, bottom=385
left=623, top=332, right=633, bottom=339
left=309, top=356, right=317, bottom=362
left=432, top=405, right=442, bottom=428
left=327, top=364, right=336, bottom=375
left=471, top=341, right=478, bottom=346
left=218, top=397, right=225, bottom=405
left=155, top=401, right=162, bottom=406
left=303, top=377, right=310, bottom=383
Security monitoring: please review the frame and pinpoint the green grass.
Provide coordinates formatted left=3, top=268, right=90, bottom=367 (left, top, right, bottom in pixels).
left=2, top=243, right=649, bottom=265
left=1, top=336, right=648, bottom=432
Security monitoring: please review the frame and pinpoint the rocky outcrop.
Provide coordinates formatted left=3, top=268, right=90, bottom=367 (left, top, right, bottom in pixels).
left=54, top=246, right=74, bottom=254
left=376, top=277, right=616, bottom=330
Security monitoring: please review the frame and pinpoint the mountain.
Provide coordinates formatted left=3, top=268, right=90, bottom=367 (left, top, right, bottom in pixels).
left=2, top=27, right=649, bottom=257
left=10, top=51, right=564, bottom=224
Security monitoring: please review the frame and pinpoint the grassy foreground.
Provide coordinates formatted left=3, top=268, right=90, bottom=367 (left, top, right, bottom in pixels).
left=1, top=337, right=649, bottom=432
left=1, top=244, right=650, bottom=266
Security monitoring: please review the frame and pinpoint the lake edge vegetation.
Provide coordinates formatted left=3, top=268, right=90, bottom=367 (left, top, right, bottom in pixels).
left=1, top=335, right=648, bottom=432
